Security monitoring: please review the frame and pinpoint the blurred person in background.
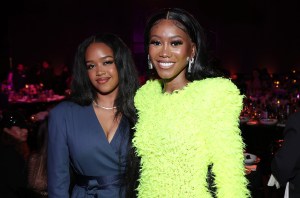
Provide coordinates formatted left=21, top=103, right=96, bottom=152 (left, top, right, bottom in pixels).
left=0, top=90, right=9, bottom=115
left=271, top=111, right=300, bottom=197
left=0, top=110, right=30, bottom=198
left=36, top=60, right=54, bottom=90
left=27, top=118, right=48, bottom=198
left=247, top=68, right=263, bottom=97
left=52, top=63, right=71, bottom=95
left=10, top=63, right=29, bottom=92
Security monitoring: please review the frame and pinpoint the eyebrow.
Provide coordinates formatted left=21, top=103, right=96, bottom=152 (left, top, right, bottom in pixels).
left=85, top=55, right=114, bottom=62
left=150, top=35, right=183, bottom=39
left=100, top=55, right=114, bottom=59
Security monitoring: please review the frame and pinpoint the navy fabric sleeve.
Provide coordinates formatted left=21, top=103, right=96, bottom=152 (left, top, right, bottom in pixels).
left=47, top=103, right=71, bottom=197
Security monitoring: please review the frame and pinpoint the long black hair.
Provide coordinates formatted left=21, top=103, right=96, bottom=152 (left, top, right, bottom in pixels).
left=144, top=8, right=222, bottom=81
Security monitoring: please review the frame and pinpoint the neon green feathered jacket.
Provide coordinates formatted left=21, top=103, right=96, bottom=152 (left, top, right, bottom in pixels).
left=133, top=77, right=250, bottom=198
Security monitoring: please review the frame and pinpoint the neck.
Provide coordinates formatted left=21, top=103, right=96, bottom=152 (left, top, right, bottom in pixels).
left=163, top=79, right=190, bottom=93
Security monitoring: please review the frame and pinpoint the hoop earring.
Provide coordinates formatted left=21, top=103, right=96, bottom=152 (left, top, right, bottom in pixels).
left=148, top=55, right=153, bottom=70
left=188, top=57, right=194, bottom=73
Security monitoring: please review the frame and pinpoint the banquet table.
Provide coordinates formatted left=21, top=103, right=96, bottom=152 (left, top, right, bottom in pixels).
left=240, top=121, right=285, bottom=156
left=241, top=121, right=286, bottom=198
left=240, top=119, right=285, bottom=181
left=8, top=94, right=66, bottom=118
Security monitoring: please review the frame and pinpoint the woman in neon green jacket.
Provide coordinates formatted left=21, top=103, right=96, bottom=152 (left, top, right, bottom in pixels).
left=132, top=8, right=250, bottom=198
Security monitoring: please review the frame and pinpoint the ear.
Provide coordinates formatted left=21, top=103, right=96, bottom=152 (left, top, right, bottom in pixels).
left=191, top=43, right=196, bottom=59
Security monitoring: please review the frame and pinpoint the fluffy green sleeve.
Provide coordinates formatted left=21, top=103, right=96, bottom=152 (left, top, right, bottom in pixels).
left=201, top=78, right=250, bottom=197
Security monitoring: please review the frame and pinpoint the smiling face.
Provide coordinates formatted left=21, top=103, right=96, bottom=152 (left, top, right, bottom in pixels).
left=85, top=42, right=119, bottom=95
left=149, top=19, right=195, bottom=84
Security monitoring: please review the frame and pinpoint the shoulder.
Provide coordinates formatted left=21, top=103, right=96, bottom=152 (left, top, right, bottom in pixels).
left=285, top=111, right=300, bottom=130
left=200, top=77, right=238, bottom=90
left=135, top=80, right=162, bottom=103
left=192, top=77, right=241, bottom=96
left=136, top=80, right=162, bottom=94
left=49, top=101, right=81, bottom=116
left=51, top=100, right=79, bottom=111
left=287, top=111, right=300, bottom=121
left=193, top=78, right=243, bottom=112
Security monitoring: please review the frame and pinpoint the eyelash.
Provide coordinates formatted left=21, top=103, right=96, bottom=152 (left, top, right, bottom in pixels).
left=86, top=60, right=114, bottom=70
left=86, top=64, right=95, bottom=70
left=150, top=40, right=160, bottom=46
left=171, top=41, right=183, bottom=46
left=149, top=40, right=183, bottom=46
left=103, top=61, right=114, bottom=65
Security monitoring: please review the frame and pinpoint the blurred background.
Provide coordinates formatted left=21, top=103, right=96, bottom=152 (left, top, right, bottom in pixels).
left=0, top=1, right=299, bottom=197
left=1, top=0, right=300, bottom=80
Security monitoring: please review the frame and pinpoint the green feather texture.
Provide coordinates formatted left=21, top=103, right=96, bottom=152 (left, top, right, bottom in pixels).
left=133, top=77, right=250, bottom=198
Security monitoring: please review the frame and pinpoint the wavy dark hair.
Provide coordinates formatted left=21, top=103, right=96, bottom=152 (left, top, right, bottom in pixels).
left=70, top=33, right=139, bottom=125
left=144, top=8, right=222, bottom=81
left=70, top=33, right=140, bottom=197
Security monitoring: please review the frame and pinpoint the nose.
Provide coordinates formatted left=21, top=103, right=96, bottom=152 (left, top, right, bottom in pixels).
left=96, top=71, right=106, bottom=76
left=159, top=43, right=171, bottom=58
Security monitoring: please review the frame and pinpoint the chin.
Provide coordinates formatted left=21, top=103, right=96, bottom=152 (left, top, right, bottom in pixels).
left=156, top=71, right=173, bottom=79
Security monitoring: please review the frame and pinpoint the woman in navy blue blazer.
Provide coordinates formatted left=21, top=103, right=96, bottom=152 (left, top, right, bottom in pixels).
left=47, top=33, right=139, bottom=198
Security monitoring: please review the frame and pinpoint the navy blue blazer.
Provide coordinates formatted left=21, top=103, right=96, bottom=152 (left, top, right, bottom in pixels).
left=47, top=101, right=130, bottom=198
